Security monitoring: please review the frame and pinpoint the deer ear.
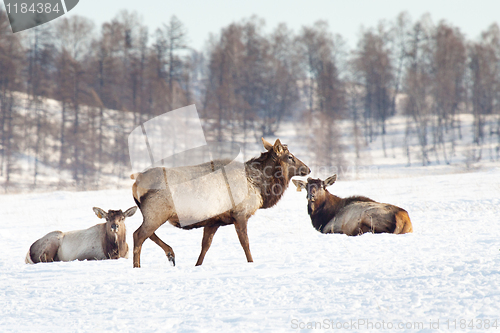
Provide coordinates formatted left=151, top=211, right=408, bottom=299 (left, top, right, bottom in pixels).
left=323, top=174, right=337, bottom=187
left=124, top=206, right=138, bottom=217
left=292, top=179, right=307, bottom=192
left=273, top=139, right=284, bottom=156
left=261, top=137, right=273, bottom=150
left=93, top=207, right=107, bottom=219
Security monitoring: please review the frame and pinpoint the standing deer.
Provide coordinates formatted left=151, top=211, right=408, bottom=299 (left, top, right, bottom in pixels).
left=131, top=138, right=311, bottom=267
left=25, top=207, right=137, bottom=264
left=293, top=175, right=413, bottom=235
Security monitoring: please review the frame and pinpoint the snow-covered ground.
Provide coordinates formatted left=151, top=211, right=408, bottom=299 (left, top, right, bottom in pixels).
left=2, top=94, right=500, bottom=331
left=1, top=167, right=499, bottom=332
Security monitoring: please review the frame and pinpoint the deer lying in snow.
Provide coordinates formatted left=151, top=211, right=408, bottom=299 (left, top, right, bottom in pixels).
left=130, top=138, right=311, bottom=267
left=25, top=207, right=137, bottom=264
left=293, top=175, right=413, bottom=235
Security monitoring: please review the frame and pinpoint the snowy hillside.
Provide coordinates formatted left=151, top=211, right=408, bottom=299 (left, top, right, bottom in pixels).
left=2, top=91, right=500, bottom=192
left=1, top=168, right=499, bottom=332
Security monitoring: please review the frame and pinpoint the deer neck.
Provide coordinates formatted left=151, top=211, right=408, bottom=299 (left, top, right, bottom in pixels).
left=309, top=190, right=341, bottom=232
left=103, top=227, right=126, bottom=259
left=245, top=152, right=289, bottom=209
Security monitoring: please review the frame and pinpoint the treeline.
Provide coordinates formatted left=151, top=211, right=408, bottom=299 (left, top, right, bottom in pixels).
left=1, top=9, right=500, bottom=191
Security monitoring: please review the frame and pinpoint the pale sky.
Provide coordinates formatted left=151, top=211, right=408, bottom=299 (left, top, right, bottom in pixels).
left=57, top=0, right=500, bottom=50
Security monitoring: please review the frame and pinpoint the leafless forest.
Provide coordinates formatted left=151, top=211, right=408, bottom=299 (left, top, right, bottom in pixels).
left=0, top=9, right=500, bottom=191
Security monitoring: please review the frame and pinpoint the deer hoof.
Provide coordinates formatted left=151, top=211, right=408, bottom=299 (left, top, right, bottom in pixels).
left=167, top=253, right=175, bottom=267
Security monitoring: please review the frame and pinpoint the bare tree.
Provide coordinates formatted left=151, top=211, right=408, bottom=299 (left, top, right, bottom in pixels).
left=354, top=22, right=394, bottom=155
left=469, top=24, right=500, bottom=162
left=154, top=15, right=188, bottom=111
left=403, top=17, right=434, bottom=166
left=390, top=12, right=412, bottom=116
left=431, top=21, right=466, bottom=164
left=0, top=8, right=23, bottom=190
left=296, top=21, right=345, bottom=168
left=54, top=16, right=94, bottom=183
left=204, top=23, right=245, bottom=143
left=24, top=23, right=55, bottom=187
left=264, top=24, right=300, bottom=136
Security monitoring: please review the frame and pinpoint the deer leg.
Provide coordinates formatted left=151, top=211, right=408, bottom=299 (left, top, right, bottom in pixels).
left=149, top=232, right=175, bottom=266
left=359, top=224, right=372, bottom=235
left=234, top=218, right=253, bottom=263
left=28, top=231, right=63, bottom=263
left=195, top=224, right=220, bottom=266
left=133, top=222, right=158, bottom=268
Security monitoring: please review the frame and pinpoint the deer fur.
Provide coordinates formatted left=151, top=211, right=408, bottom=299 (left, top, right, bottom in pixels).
left=293, top=175, right=413, bottom=235
left=131, top=138, right=311, bottom=267
left=25, top=207, right=137, bottom=264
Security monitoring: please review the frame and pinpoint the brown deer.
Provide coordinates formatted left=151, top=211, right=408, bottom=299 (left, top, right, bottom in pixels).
left=293, top=175, right=413, bottom=235
left=131, top=138, right=311, bottom=267
left=25, top=207, right=137, bottom=264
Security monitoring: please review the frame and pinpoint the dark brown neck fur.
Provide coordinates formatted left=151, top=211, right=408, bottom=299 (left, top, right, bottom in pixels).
left=245, top=150, right=290, bottom=209
left=103, top=232, right=127, bottom=259
left=309, top=190, right=375, bottom=232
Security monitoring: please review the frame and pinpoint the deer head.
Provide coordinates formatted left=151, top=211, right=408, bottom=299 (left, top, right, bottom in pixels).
left=93, top=206, right=137, bottom=240
left=261, top=137, right=311, bottom=179
left=293, top=174, right=337, bottom=209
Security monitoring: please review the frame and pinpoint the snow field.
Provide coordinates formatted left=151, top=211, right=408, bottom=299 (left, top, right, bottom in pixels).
left=0, top=169, right=499, bottom=332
